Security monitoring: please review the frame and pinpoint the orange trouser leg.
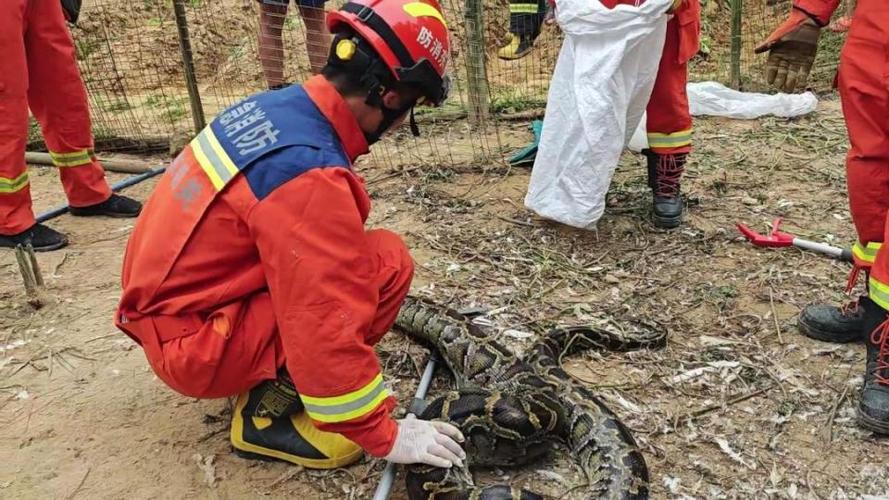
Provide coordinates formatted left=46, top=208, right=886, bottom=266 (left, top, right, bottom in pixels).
left=136, top=229, right=414, bottom=399
left=646, top=16, right=692, bottom=155
left=25, top=0, right=110, bottom=208
left=840, top=8, right=889, bottom=249
left=851, top=5, right=889, bottom=305
left=0, top=0, right=35, bottom=235
left=365, top=229, right=415, bottom=346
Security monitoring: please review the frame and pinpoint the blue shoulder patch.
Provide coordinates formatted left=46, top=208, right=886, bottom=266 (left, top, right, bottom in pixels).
left=208, top=85, right=350, bottom=200
left=242, top=146, right=350, bottom=200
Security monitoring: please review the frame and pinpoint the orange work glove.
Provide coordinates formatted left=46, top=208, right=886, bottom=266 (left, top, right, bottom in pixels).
left=754, top=9, right=821, bottom=93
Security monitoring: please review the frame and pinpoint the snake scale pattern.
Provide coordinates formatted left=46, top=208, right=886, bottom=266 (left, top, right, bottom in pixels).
left=394, top=296, right=668, bottom=500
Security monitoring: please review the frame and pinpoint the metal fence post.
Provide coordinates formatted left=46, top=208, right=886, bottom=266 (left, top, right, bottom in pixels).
left=173, top=0, right=206, bottom=134
left=730, top=0, right=742, bottom=89
left=463, top=0, right=489, bottom=125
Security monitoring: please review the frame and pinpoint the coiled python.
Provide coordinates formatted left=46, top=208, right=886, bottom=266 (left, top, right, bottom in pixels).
left=394, top=296, right=667, bottom=500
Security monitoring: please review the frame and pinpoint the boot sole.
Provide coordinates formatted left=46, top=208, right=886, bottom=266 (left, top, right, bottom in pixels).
left=652, top=214, right=681, bottom=229
left=857, top=408, right=889, bottom=434
left=33, top=239, right=69, bottom=252
left=231, top=446, right=284, bottom=463
left=0, top=237, right=68, bottom=252
left=69, top=210, right=141, bottom=218
left=498, top=51, right=532, bottom=61
left=230, top=442, right=363, bottom=469
left=797, top=318, right=863, bottom=343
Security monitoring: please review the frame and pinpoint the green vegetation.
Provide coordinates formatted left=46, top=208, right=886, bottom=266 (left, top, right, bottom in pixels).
left=146, top=94, right=189, bottom=122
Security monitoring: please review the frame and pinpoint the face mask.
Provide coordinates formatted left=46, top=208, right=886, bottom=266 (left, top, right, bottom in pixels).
left=363, top=101, right=420, bottom=145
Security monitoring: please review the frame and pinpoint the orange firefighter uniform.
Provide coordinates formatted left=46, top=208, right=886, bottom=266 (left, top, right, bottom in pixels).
left=0, top=0, right=112, bottom=235
left=536, top=1, right=700, bottom=157
left=600, top=0, right=700, bottom=155
left=646, top=0, right=700, bottom=156
left=115, top=76, right=411, bottom=458
left=761, top=0, right=889, bottom=432
left=773, top=1, right=889, bottom=296
left=823, top=0, right=889, bottom=310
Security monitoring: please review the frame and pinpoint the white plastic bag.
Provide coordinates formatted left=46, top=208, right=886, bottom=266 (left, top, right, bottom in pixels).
left=524, top=0, right=673, bottom=230
left=628, top=112, right=648, bottom=153
left=687, top=81, right=818, bottom=119
left=627, top=81, right=819, bottom=151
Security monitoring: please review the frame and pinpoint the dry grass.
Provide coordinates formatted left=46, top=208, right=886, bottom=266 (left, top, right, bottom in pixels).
left=3, top=101, right=887, bottom=499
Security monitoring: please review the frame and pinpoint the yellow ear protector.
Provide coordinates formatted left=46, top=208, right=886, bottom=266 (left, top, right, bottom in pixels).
left=335, top=38, right=357, bottom=61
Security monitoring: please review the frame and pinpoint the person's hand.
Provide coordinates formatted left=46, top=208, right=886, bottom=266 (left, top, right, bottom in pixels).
left=754, top=10, right=822, bottom=92
left=383, top=416, right=466, bottom=468
left=544, top=1, right=556, bottom=25
left=827, top=15, right=852, bottom=33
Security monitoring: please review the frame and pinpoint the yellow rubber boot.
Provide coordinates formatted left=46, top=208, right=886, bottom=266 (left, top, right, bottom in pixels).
left=497, top=33, right=535, bottom=60
left=230, top=385, right=363, bottom=469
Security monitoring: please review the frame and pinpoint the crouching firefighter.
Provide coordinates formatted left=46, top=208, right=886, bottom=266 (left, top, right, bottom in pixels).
left=115, top=0, right=467, bottom=469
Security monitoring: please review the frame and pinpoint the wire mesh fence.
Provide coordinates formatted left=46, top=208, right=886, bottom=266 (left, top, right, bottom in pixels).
left=31, top=0, right=849, bottom=169
left=691, top=0, right=852, bottom=91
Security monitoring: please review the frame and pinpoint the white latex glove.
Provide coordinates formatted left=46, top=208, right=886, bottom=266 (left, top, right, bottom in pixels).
left=383, top=416, right=466, bottom=468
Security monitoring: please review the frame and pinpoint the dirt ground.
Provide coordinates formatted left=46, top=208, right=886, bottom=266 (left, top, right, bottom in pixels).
left=3, top=96, right=889, bottom=499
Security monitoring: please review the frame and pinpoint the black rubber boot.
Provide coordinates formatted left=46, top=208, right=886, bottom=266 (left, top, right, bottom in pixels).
left=230, top=372, right=362, bottom=468
left=858, top=297, right=889, bottom=434
left=645, top=150, right=685, bottom=229
left=798, top=298, right=866, bottom=343
left=0, top=223, right=68, bottom=252
left=69, top=194, right=142, bottom=218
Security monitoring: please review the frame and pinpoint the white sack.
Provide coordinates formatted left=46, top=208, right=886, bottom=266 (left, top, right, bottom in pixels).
left=687, top=81, right=818, bottom=119
left=628, top=112, right=648, bottom=153
left=524, top=0, right=673, bottom=230
left=628, top=82, right=818, bottom=150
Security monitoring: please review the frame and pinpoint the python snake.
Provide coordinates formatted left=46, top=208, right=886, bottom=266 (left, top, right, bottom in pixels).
left=394, top=296, right=667, bottom=500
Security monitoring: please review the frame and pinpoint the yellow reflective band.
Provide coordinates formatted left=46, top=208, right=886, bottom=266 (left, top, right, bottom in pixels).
left=191, top=128, right=238, bottom=191
left=870, top=277, right=889, bottom=312
left=647, top=129, right=693, bottom=148
left=853, top=241, right=882, bottom=264
left=403, top=2, right=448, bottom=28
left=301, top=374, right=390, bottom=423
left=509, top=3, right=540, bottom=13
left=49, top=149, right=92, bottom=167
left=0, top=172, right=29, bottom=194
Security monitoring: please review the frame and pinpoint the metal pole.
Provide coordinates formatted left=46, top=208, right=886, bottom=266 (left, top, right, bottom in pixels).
left=36, top=167, right=166, bottom=223
left=792, top=238, right=853, bottom=262
left=172, top=0, right=206, bottom=134
left=372, top=355, right=438, bottom=500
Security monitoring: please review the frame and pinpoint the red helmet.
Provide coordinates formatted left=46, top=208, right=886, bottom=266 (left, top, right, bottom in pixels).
left=327, top=0, right=451, bottom=106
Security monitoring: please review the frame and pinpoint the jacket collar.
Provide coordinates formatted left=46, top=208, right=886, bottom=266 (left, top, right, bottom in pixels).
left=303, top=75, right=370, bottom=163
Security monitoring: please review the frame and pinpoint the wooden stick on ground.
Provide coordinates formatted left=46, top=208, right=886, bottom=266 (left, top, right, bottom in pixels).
left=26, top=243, right=44, bottom=286
left=25, top=151, right=152, bottom=174
left=14, top=244, right=44, bottom=309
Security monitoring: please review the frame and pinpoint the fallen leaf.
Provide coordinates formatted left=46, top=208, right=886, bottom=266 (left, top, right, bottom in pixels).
left=535, top=470, right=568, bottom=485
left=663, top=475, right=681, bottom=494
left=503, top=329, right=533, bottom=339
left=192, top=453, right=217, bottom=487
left=713, top=437, right=754, bottom=469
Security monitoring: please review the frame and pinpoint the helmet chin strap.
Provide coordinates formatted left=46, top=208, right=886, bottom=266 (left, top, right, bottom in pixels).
left=363, top=92, right=422, bottom=145
left=409, top=107, right=420, bottom=136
